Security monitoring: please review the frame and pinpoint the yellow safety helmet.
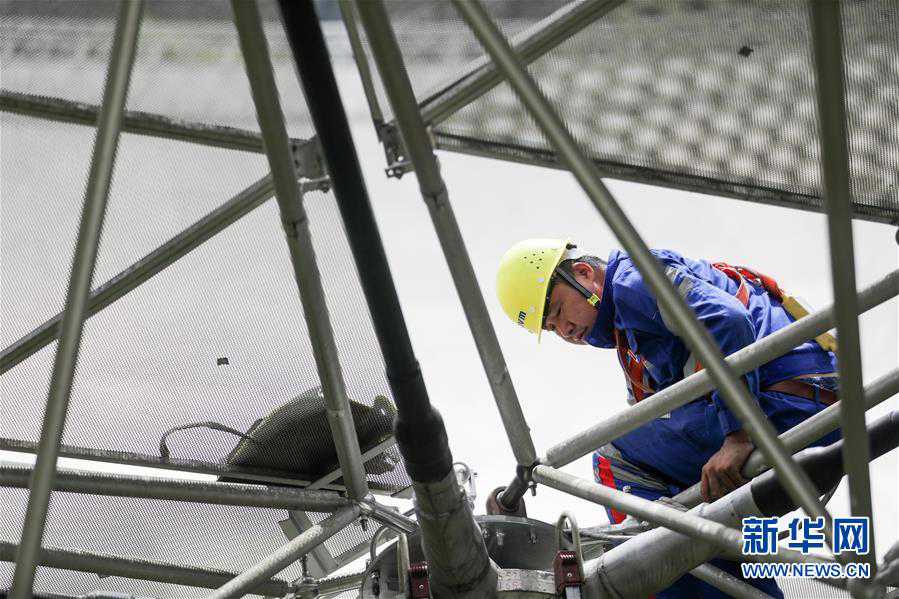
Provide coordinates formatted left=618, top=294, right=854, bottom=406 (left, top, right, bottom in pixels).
left=496, top=238, right=569, bottom=340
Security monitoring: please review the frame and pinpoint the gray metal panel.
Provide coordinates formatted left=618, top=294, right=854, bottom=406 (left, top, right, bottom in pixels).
left=360, top=0, right=899, bottom=223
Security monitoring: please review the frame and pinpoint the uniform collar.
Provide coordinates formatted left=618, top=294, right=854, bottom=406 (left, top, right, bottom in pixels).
left=585, top=250, right=622, bottom=348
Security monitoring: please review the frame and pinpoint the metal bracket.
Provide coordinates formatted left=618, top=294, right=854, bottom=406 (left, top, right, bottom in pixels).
left=554, top=512, right=585, bottom=598
left=553, top=551, right=584, bottom=598
left=518, top=461, right=538, bottom=497
left=409, top=561, right=431, bottom=598
left=377, top=121, right=414, bottom=179
left=291, top=137, right=332, bottom=193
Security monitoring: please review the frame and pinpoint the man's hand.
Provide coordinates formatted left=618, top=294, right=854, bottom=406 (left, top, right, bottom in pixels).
left=701, top=430, right=754, bottom=503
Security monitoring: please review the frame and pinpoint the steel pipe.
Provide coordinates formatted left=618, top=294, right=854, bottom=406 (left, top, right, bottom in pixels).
left=454, top=0, right=833, bottom=529
left=207, top=505, right=361, bottom=599
left=0, top=175, right=275, bottom=375
left=9, top=4, right=144, bottom=597
left=545, top=269, right=898, bottom=468
left=430, top=130, right=899, bottom=225
left=0, top=541, right=290, bottom=596
left=396, top=533, right=410, bottom=596
left=0, top=463, right=351, bottom=512
left=0, top=89, right=291, bottom=155
left=410, top=468, right=498, bottom=596
left=337, top=1, right=385, bottom=127
left=0, top=438, right=380, bottom=492
left=355, top=0, right=538, bottom=468
left=672, top=367, right=899, bottom=508
left=284, top=510, right=340, bottom=578
left=420, top=0, right=624, bottom=127
left=305, top=436, right=397, bottom=491
left=691, top=563, right=775, bottom=599
left=359, top=498, right=419, bottom=535
left=583, top=459, right=842, bottom=598
left=534, top=465, right=822, bottom=567
left=276, top=0, right=453, bottom=484
left=536, top=464, right=746, bottom=562
left=810, top=0, right=877, bottom=579
left=231, top=0, right=369, bottom=500
left=317, top=571, right=367, bottom=595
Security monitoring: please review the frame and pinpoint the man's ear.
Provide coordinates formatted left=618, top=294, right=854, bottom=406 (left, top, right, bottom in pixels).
left=572, top=261, right=595, bottom=282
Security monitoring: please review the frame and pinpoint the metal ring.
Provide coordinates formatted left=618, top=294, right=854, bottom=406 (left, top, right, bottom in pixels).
left=555, top=511, right=584, bottom=574
left=369, top=525, right=391, bottom=562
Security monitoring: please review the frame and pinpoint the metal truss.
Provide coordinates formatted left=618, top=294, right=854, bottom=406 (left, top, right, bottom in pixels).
left=8, top=3, right=146, bottom=594
left=0, top=0, right=415, bottom=595
left=356, top=0, right=899, bottom=224
left=3, top=0, right=898, bottom=597
left=349, top=0, right=899, bottom=597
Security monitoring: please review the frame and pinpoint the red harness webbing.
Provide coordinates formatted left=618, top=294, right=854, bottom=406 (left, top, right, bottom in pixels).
left=613, top=262, right=782, bottom=403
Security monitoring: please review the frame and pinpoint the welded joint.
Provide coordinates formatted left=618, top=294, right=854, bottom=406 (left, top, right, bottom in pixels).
left=280, top=212, right=309, bottom=241
left=520, top=460, right=539, bottom=496
left=358, top=495, right=419, bottom=534
left=422, top=186, right=451, bottom=214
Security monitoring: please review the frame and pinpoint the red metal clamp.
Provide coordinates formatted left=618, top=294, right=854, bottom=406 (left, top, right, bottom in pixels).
left=409, top=561, right=431, bottom=598
left=553, top=550, right=584, bottom=596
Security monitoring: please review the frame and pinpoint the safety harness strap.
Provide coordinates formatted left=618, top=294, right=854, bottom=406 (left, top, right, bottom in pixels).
left=613, top=261, right=763, bottom=403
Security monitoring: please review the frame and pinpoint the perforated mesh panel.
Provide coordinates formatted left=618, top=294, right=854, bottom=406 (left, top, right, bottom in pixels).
left=363, top=0, right=899, bottom=223
left=0, top=486, right=298, bottom=598
left=350, top=0, right=567, bottom=119
left=0, top=0, right=312, bottom=134
left=0, top=2, right=409, bottom=492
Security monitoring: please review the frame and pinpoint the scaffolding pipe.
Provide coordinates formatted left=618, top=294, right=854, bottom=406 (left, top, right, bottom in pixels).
left=533, top=465, right=818, bottom=567
left=589, top=412, right=899, bottom=596
left=206, top=505, right=360, bottom=599
left=453, top=0, right=833, bottom=529
left=337, top=1, right=385, bottom=127
left=673, top=367, right=899, bottom=508
left=355, top=0, right=538, bottom=468
left=0, top=175, right=275, bottom=375
left=0, top=541, right=290, bottom=597
left=690, top=563, right=775, bottom=599
left=809, top=0, right=877, bottom=580
left=275, top=6, right=496, bottom=594
left=0, top=438, right=372, bottom=491
left=317, top=571, right=367, bottom=595
left=231, top=0, right=369, bottom=501
left=0, top=463, right=352, bottom=512
left=9, top=3, right=144, bottom=597
left=359, top=499, right=419, bottom=535
left=545, top=269, right=898, bottom=468
left=276, top=0, right=453, bottom=485
left=420, top=0, right=624, bottom=128
left=587, top=481, right=785, bottom=598
left=0, top=89, right=295, bottom=155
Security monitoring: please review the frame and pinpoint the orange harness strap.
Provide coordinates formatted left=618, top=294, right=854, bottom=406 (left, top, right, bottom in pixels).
left=613, top=262, right=780, bottom=403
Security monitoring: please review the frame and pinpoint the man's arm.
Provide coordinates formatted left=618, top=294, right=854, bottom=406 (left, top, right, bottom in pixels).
left=615, top=264, right=760, bottom=502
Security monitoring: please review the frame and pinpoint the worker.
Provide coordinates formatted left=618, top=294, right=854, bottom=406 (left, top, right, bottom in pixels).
left=496, top=239, right=840, bottom=599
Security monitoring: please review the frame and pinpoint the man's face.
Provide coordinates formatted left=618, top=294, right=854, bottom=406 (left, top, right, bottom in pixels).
left=543, top=262, right=601, bottom=345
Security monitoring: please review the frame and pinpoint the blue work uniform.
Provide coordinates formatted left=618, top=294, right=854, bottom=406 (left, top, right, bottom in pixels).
left=585, top=249, right=839, bottom=599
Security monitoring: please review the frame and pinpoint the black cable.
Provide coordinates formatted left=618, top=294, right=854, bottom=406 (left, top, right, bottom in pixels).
left=275, top=0, right=452, bottom=483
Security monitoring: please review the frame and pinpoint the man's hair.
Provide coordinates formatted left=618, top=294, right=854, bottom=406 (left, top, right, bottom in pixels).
left=557, top=254, right=607, bottom=274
